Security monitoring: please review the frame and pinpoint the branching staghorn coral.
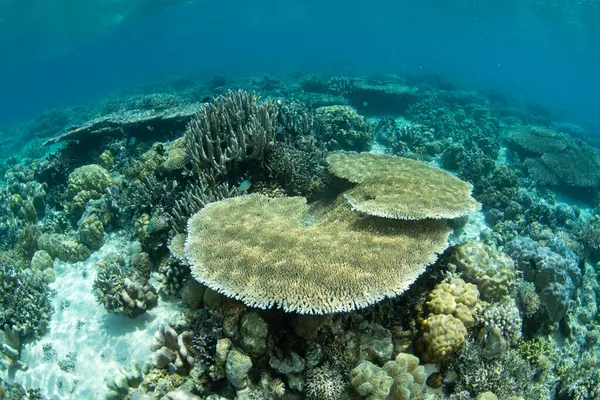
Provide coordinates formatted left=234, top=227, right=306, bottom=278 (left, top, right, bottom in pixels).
left=266, top=142, right=325, bottom=198
left=185, top=194, right=451, bottom=314
left=277, top=99, right=314, bottom=140
left=184, top=89, right=278, bottom=178
left=129, top=174, right=178, bottom=215
left=170, top=171, right=239, bottom=235
left=327, top=152, right=480, bottom=220
left=0, top=260, right=53, bottom=339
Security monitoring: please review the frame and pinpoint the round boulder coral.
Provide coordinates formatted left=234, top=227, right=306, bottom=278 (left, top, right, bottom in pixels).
left=448, top=241, right=516, bottom=301
left=419, top=314, right=467, bottom=363
left=425, top=278, right=479, bottom=325
left=67, top=164, right=112, bottom=195
left=315, top=105, right=372, bottom=151
left=419, top=279, right=479, bottom=363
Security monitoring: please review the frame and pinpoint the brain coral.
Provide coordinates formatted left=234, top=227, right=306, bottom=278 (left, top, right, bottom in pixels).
left=185, top=194, right=451, bottom=314
left=448, top=241, right=516, bottom=301
left=327, top=152, right=480, bottom=220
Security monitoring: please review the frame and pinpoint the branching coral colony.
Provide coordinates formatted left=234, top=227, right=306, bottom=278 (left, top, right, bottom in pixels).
left=3, top=75, right=600, bottom=399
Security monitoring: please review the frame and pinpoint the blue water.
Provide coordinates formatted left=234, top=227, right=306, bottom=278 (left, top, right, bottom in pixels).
left=1, top=0, right=599, bottom=129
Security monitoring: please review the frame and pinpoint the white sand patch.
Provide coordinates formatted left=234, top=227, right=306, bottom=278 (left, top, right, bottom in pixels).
left=6, top=232, right=185, bottom=400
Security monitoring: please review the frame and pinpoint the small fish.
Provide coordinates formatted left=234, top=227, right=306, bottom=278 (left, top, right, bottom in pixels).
left=201, top=96, right=212, bottom=103
left=97, top=263, right=105, bottom=270
left=146, top=221, right=154, bottom=233
left=414, top=148, right=424, bottom=161
left=238, top=179, right=252, bottom=192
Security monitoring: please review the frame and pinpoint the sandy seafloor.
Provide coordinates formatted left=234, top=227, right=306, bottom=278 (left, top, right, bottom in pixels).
left=5, top=232, right=185, bottom=400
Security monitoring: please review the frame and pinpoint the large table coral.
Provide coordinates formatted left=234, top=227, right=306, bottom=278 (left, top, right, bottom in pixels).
left=327, top=152, right=481, bottom=220
left=185, top=194, right=451, bottom=314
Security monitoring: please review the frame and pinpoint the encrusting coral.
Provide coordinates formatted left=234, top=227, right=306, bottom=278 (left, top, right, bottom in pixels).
left=327, top=152, right=480, bottom=220
left=185, top=194, right=451, bottom=314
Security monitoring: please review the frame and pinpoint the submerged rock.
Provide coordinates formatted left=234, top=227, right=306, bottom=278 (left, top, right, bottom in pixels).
left=44, top=103, right=202, bottom=145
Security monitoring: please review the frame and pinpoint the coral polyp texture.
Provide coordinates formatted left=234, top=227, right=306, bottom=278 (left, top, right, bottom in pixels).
left=326, top=152, right=480, bottom=220
left=185, top=194, right=451, bottom=314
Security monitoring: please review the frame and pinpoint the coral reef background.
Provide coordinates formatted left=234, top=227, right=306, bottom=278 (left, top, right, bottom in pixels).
left=1, top=1, right=600, bottom=399
left=0, top=73, right=599, bottom=399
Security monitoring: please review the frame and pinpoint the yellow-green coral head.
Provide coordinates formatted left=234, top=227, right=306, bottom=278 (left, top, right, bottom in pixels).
left=185, top=194, right=451, bottom=314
